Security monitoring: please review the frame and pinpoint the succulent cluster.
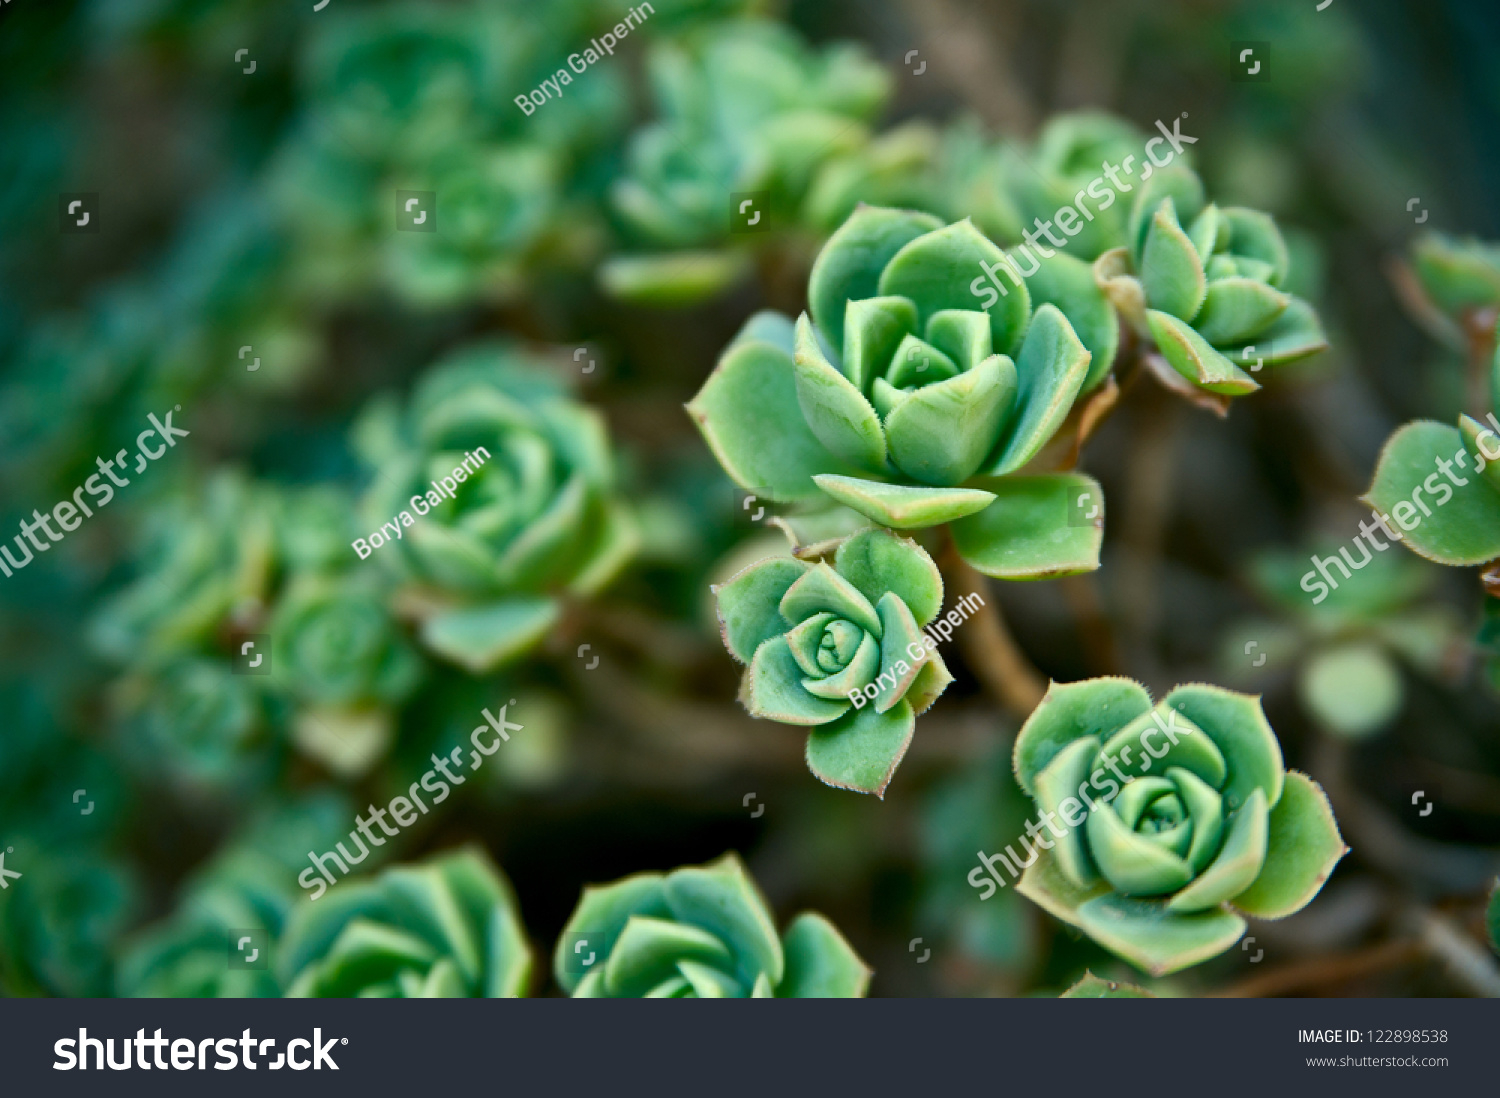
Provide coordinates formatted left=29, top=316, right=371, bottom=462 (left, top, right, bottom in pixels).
left=1011, top=679, right=1346, bottom=974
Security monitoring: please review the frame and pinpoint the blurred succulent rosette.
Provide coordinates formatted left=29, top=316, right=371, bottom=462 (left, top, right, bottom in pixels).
left=1009, top=679, right=1346, bottom=975
left=554, top=853, right=868, bottom=997
left=117, top=793, right=352, bottom=998
left=714, top=528, right=953, bottom=795
left=601, top=18, right=892, bottom=304
left=688, top=204, right=1109, bottom=579
left=355, top=344, right=637, bottom=673
left=278, top=847, right=532, bottom=998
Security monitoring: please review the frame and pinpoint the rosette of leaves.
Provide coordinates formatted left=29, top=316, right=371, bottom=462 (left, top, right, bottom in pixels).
left=355, top=344, right=637, bottom=673
left=1011, top=679, right=1346, bottom=975
left=1221, top=547, right=1462, bottom=739
left=270, top=573, right=423, bottom=776
left=278, top=847, right=532, bottom=998
left=113, top=656, right=281, bottom=793
left=601, top=20, right=890, bottom=304
left=0, top=842, right=139, bottom=997
left=688, top=204, right=1107, bottom=579
left=1094, top=172, right=1326, bottom=401
left=553, top=853, right=868, bottom=997
left=713, top=528, right=952, bottom=795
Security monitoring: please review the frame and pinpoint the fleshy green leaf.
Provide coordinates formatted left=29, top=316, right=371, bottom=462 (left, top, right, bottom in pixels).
left=984, top=306, right=1092, bottom=474
left=1031, top=736, right=1101, bottom=888
left=1166, top=788, right=1268, bottom=913
left=809, top=206, right=944, bottom=353
left=885, top=356, right=1013, bottom=485
left=877, top=219, right=1031, bottom=356
left=1362, top=420, right=1500, bottom=566
left=1128, top=165, right=1205, bottom=262
left=777, top=912, right=871, bottom=997
left=745, top=636, right=849, bottom=725
left=834, top=528, right=944, bottom=626
left=1013, top=677, right=1153, bottom=795
left=1024, top=249, right=1119, bottom=390
left=420, top=599, right=560, bottom=673
left=1072, top=894, right=1246, bottom=977
left=950, top=473, right=1104, bottom=579
left=1193, top=278, right=1290, bottom=346
left=805, top=699, right=915, bottom=797
left=925, top=309, right=994, bottom=372
left=602, top=916, right=735, bottom=997
left=780, top=562, right=883, bottom=636
left=1146, top=310, right=1260, bottom=396
left=843, top=296, right=918, bottom=392
left=813, top=474, right=995, bottom=529
left=1221, top=207, right=1290, bottom=286
left=663, top=854, right=784, bottom=990
left=1232, top=772, right=1347, bottom=919
left=1060, top=971, right=1155, bottom=998
left=1161, top=684, right=1283, bottom=812
left=714, top=557, right=812, bottom=664
left=1298, top=642, right=1403, bottom=739
left=687, top=338, right=851, bottom=504
left=1141, top=199, right=1207, bottom=321
left=793, top=313, right=888, bottom=471
left=1086, top=802, right=1195, bottom=895
left=598, top=251, right=753, bottom=306
left=873, top=592, right=928, bottom=712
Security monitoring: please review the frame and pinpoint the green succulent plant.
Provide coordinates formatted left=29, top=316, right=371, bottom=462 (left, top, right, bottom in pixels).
left=278, top=847, right=532, bottom=998
left=554, top=853, right=868, bottom=997
left=270, top=573, right=424, bottom=776
left=713, top=527, right=952, bottom=795
left=1010, top=678, right=1346, bottom=975
left=355, top=344, right=638, bottom=674
left=1363, top=320, right=1500, bottom=575
left=1095, top=174, right=1326, bottom=398
left=1221, top=545, right=1462, bottom=739
left=1410, top=233, right=1500, bottom=323
left=689, top=204, right=1107, bottom=579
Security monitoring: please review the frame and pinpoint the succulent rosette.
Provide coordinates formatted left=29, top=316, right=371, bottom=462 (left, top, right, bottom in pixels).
left=1011, top=679, right=1346, bottom=975
left=689, top=204, right=1109, bottom=579
left=270, top=573, right=424, bottom=776
left=356, top=344, right=638, bottom=673
left=278, top=847, right=532, bottom=998
left=1095, top=171, right=1327, bottom=399
left=554, top=853, right=868, bottom=997
left=713, top=528, right=952, bottom=795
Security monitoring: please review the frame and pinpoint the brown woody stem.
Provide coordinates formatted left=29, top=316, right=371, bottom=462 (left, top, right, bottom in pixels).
left=942, top=544, right=1046, bottom=717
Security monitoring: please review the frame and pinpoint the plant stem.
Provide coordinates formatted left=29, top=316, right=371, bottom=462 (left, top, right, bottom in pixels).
left=1208, top=939, right=1421, bottom=998
left=1462, top=305, right=1498, bottom=419
left=942, top=547, right=1046, bottom=717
